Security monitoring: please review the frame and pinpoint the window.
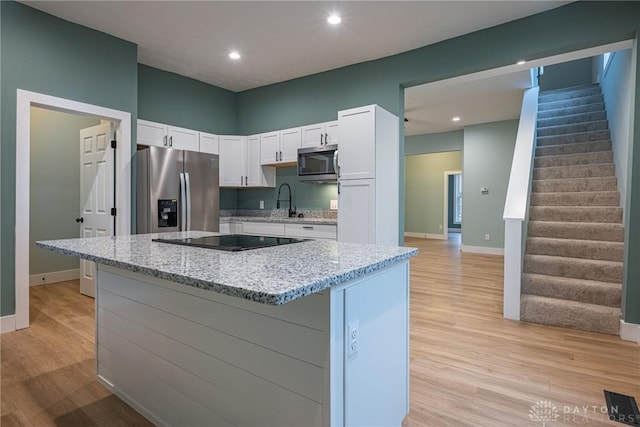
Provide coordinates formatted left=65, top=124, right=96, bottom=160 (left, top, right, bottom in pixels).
left=603, top=52, right=614, bottom=75
left=453, top=173, right=462, bottom=224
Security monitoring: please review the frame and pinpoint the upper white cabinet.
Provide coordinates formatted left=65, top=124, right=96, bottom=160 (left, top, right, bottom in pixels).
left=261, top=128, right=301, bottom=165
left=137, top=119, right=199, bottom=151
left=301, top=121, right=339, bottom=148
left=199, top=132, right=219, bottom=155
left=220, top=135, right=275, bottom=188
left=338, top=108, right=376, bottom=180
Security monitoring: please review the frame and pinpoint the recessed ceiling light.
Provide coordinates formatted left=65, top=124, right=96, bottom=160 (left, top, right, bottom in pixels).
left=327, top=14, right=342, bottom=25
left=452, top=116, right=461, bottom=122
left=229, top=51, right=241, bottom=60
left=517, top=60, right=526, bottom=65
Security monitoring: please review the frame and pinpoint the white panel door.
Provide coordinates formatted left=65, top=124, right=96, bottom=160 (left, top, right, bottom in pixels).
left=245, top=135, right=262, bottom=187
left=280, top=127, right=301, bottom=163
left=199, top=132, right=219, bottom=155
left=79, top=122, right=114, bottom=297
left=338, top=179, right=375, bottom=244
left=219, top=135, right=245, bottom=187
left=168, top=125, right=199, bottom=151
left=137, top=119, right=167, bottom=147
left=338, top=107, right=375, bottom=180
left=325, top=120, right=339, bottom=145
left=301, top=123, right=325, bottom=148
left=260, top=131, right=280, bottom=165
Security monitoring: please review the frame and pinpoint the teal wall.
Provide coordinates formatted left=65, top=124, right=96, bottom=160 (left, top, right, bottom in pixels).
left=236, top=167, right=337, bottom=211
left=30, top=108, right=100, bottom=275
left=539, top=58, right=594, bottom=91
left=462, top=120, right=518, bottom=249
left=405, top=130, right=464, bottom=155
left=138, top=64, right=238, bottom=135
left=1, top=1, right=138, bottom=316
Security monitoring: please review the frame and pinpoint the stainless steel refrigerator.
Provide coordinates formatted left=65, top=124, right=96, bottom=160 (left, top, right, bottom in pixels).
left=136, top=146, right=219, bottom=233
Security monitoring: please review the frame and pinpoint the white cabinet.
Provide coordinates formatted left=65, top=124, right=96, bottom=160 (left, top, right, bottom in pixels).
left=199, top=132, right=219, bottom=155
left=219, top=221, right=231, bottom=234
left=136, top=119, right=199, bottom=151
left=219, top=135, right=275, bottom=188
left=241, top=222, right=285, bottom=236
left=284, top=223, right=337, bottom=240
left=301, top=121, right=339, bottom=148
left=337, top=105, right=399, bottom=245
left=261, top=128, right=301, bottom=165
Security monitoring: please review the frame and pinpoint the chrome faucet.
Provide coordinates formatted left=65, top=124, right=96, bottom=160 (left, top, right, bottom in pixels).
left=276, top=183, right=296, bottom=218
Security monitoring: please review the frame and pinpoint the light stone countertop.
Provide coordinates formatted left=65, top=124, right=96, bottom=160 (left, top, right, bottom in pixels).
left=220, top=216, right=337, bottom=225
left=37, top=231, right=417, bottom=305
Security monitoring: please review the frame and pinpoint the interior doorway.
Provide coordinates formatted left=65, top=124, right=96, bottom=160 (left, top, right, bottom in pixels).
left=14, top=89, right=131, bottom=331
left=443, top=170, right=462, bottom=241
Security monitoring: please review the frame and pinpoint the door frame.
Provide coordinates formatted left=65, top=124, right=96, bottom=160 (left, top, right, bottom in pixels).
left=443, top=170, right=462, bottom=241
left=15, top=89, right=132, bottom=330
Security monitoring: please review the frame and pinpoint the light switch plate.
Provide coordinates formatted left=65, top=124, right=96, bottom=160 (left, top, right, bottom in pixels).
left=259, top=200, right=264, bottom=209
left=330, top=199, right=338, bottom=210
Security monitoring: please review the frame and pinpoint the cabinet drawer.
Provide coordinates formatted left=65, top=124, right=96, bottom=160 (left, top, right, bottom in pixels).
left=219, top=222, right=231, bottom=234
left=241, top=222, right=285, bottom=236
left=285, top=224, right=337, bottom=240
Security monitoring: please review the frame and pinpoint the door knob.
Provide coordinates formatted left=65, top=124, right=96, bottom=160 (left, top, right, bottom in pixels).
left=75, top=217, right=84, bottom=223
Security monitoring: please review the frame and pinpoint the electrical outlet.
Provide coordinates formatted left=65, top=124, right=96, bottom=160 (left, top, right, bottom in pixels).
left=347, top=321, right=359, bottom=357
left=330, top=199, right=338, bottom=210
left=439, top=224, right=443, bottom=230
left=259, top=200, right=264, bottom=209
left=484, top=233, right=491, bottom=241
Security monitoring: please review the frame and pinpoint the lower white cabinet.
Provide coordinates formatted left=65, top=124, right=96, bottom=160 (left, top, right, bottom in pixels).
left=225, top=221, right=337, bottom=240
left=241, top=222, right=285, bottom=236
left=285, top=223, right=337, bottom=240
left=338, top=179, right=376, bottom=244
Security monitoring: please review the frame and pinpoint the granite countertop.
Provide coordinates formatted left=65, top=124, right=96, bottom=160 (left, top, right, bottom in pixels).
left=220, top=216, right=337, bottom=225
left=37, top=231, right=417, bottom=305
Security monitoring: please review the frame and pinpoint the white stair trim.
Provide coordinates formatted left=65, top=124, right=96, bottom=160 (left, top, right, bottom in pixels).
left=620, top=320, right=640, bottom=344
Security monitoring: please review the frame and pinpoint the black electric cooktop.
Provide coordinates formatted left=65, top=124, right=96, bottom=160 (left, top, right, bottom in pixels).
left=152, top=234, right=308, bottom=252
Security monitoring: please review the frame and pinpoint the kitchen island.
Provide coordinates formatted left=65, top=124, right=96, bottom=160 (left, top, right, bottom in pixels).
left=38, top=231, right=417, bottom=427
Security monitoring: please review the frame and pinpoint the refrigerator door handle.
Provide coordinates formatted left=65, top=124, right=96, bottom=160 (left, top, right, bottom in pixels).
left=179, top=172, right=187, bottom=231
left=185, top=172, right=192, bottom=231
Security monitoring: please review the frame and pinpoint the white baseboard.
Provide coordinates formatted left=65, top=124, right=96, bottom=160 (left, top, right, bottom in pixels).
left=620, top=320, right=640, bottom=344
left=29, top=268, right=80, bottom=286
left=461, top=245, right=504, bottom=255
left=1, top=315, right=16, bottom=334
left=404, top=232, right=445, bottom=240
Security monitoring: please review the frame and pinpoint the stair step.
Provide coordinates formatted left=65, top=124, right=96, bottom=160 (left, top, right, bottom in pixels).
left=538, top=94, right=604, bottom=111
left=530, top=191, right=619, bottom=207
left=537, top=130, right=610, bottom=146
left=520, top=294, right=620, bottom=335
left=535, top=140, right=612, bottom=157
left=537, top=120, right=608, bottom=137
left=534, top=151, right=613, bottom=168
left=526, top=237, right=623, bottom=261
left=524, top=254, right=622, bottom=283
left=538, top=102, right=605, bottom=120
left=522, top=273, right=621, bottom=307
left=538, top=84, right=601, bottom=102
left=528, top=221, right=624, bottom=242
left=537, top=110, right=607, bottom=128
left=533, top=163, right=615, bottom=180
left=533, top=176, right=617, bottom=193
left=529, top=206, right=622, bottom=223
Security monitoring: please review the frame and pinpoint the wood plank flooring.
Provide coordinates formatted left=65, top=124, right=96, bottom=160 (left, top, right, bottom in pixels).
left=1, top=236, right=638, bottom=426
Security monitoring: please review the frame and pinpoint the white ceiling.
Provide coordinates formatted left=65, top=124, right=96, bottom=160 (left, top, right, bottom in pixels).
left=22, top=1, right=568, bottom=135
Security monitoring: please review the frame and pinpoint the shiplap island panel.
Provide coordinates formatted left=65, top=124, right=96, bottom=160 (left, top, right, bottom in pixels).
left=38, top=232, right=417, bottom=427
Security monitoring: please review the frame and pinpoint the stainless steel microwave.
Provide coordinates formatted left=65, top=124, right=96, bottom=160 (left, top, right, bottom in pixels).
left=297, top=144, right=338, bottom=183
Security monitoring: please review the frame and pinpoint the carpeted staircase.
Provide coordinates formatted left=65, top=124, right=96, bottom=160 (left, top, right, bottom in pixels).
left=520, top=84, right=623, bottom=335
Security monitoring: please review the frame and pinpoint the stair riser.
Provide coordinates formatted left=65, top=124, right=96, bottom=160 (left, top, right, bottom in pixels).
left=528, top=222, right=624, bottom=242
left=526, top=238, right=623, bottom=262
left=538, top=94, right=604, bottom=111
left=534, top=152, right=613, bottom=168
left=537, top=110, right=607, bottom=128
left=524, top=256, right=623, bottom=283
left=533, top=164, right=615, bottom=180
left=537, top=130, right=610, bottom=146
left=529, top=207, right=622, bottom=223
left=520, top=297, right=620, bottom=335
left=538, top=120, right=608, bottom=137
left=538, top=86, right=602, bottom=103
left=536, top=141, right=612, bottom=157
left=530, top=192, right=619, bottom=207
left=522, top=275, right=621, bottom=307
left=538, top=102, right=605, bottom=120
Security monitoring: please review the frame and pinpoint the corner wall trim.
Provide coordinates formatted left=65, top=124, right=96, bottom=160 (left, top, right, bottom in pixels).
left=1, top=315, right=17, bottom=334
left=461, top=245, right=504, bottom=256
left=404, top=232, right=445, bottom=240
left=620, top=320, right=640, bottom=344
left=29, top=268, right=80, bottom=286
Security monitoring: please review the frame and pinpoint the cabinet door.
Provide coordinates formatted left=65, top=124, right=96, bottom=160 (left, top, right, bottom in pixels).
left=300, top=123, right=325, bottom=148
left=280, top=127, right=301, bottom=163
left=219, top=135, right=245, bottom=187
left=338, top=107, right=375, bottom=180
left=137, top=119, right=167, bottom=147
left=260, top=131, right=280, bottom=165
left=325, top=120, right=339, bottom=145
left=338, top=179, right=375, bottom=244
left=199, top=132, right=219, bottom=155
left=168, top=125, right=199, bottom=151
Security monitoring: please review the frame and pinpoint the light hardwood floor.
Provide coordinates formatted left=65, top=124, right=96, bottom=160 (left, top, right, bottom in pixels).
left=1, top=236, right=638, bottom=426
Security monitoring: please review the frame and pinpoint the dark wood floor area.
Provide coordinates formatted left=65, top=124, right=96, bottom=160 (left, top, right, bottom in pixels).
left=1, top=236, right=638, bottom=426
